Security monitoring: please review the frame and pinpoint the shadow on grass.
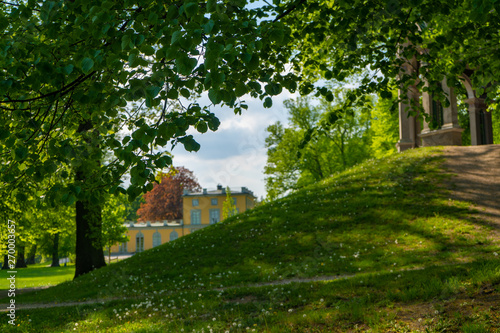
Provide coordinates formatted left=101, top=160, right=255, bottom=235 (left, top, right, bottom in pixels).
left=9, top=148, right=500, bottom=309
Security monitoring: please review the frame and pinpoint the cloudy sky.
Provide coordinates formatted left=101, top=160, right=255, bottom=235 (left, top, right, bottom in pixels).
left=171, top=91, right=296, bottom=199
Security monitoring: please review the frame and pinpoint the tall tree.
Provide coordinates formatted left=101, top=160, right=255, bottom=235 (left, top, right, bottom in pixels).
left=222, top=187, right=238, bottom=220
left=264, top=94, right=373, bottom=200
left=137, top=167, right=201, bottom=221
left=102, top=194, right=128, bottom=263
left=1, top=0, right=295, bottom=277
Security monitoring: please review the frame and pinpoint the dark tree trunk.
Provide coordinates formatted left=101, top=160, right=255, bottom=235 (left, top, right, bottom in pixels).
left=73, top=119, right=106, bottom=279
left=2, top=254, right=8, bottom=270
left=15, top=245, right=27, bottom=268
left=26, top=244, right=37, bottom=265
left=51, top=233, right=60, bottom=267
left=74, top=197, right=106, bottom=278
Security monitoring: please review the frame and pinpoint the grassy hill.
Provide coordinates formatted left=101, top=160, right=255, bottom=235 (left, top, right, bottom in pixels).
left=2, top=147, right=500, bottom=332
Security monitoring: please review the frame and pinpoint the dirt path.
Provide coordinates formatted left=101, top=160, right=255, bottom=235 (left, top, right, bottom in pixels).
left=442, top=145, right=500, bottom=237
left=2, top=145, right=499, bottom=312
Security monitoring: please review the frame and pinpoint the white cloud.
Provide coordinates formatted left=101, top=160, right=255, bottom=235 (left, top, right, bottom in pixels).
left=172, top=91, right=297, bottom=199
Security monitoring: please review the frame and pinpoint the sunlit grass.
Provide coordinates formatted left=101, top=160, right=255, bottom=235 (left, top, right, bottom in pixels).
left=0, top=263, right=75, bottom=289
left=1, top=147, right=499, bottom=332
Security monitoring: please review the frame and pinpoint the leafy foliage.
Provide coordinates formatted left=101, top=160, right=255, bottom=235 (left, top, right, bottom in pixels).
left=264, top=93, right=374, bottom=200
left=102, top=194, right=129, bottom=260
left=370, top=91, right=400, bottom=159
left=0, top=0, right=297, bottom=207
left=282, top=0, right=500, bottom=106
left=222, top=187, right=238, bottom=220
left=137, top=166, right=201, bottom=221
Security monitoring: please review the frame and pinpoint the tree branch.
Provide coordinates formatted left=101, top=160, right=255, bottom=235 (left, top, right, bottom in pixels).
left=273, top=0, right=306, bottom=22
left=1, top=71, right=96, bottom=104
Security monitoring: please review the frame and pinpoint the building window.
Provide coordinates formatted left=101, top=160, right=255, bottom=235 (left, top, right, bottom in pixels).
left=170, top=230, right=178, bottom=241
left=152, top=231, right=161, bottom=247
left=136, top=232, right=144, bottom=253
left=209, top=209, right=220, bottom=224
left=431, top=94, right=444, bottom=129
left=233, top=198, right=237, bottom=205
left=119, top=242, right=127, bottom=253
left=211, top=198, right=218, bottom=205
left=192, top=199, right=199, bottom=206
left=190, top=209, right=201, bottom=225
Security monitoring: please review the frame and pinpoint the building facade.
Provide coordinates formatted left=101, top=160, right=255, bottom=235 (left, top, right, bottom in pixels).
left=397, top=55, right=494, bottom=152
left=110, top=185, right=256, bottom=255
left=109, top=220, right=185, bottom=255
left=182, top=185, right=256, bottom=233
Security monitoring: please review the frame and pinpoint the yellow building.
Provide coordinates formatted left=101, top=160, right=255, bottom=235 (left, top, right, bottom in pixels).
left=182, top=185, right=256, bottom=232
left=110, top=185, right=256, bottom=255
left=110, top=220, right=185, bottom=255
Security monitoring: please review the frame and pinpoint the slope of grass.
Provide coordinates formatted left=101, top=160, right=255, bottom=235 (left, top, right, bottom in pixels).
left=1, top=147, right=499, bottom=332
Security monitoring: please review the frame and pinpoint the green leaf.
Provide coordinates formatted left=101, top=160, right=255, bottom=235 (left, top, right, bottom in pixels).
left=203, top=19, right=215, bottom=34
left=128, top=53, right=139, bottom=68
left=207, top=0, right=217, bottom=11
left=171, top=31, right=182, bottom=45
left=121, top=35, right=131, bottom=50
left=63, top=64, right=74, bottom=75
left=211, top=71, right=225, bottom=88
left=146, top=86, right=161, bottom=98
left=269, top=27, right=285, bottom=44
left=380, top=90, right=392, bottom=99
left=235, top=82, right=247, bottom=97
left=264, top=97, right=273, bottom=108
left=175, top=55, right=197, bottom=75
left=184, top=2, right=199, bottom=18
left=180, top=88, right=190, bottom=98
left=181, top=135, right=201, bottom=152
left=14, top=147, right=28, bottom=161
left=196, top=121, right=208, bottom=133
left=140, top=45, right=156, bottom=56
left=81, top=57, right=94, bottom=74
left=167, top=89, right=179, bottom=99
left=208, top=89, right=222, bottom=104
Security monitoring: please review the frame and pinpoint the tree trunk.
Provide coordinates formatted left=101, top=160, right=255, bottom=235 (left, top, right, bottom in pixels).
left=15, top=245, right=27, bottom=268
left=26, top=244, right=37, bottom=265
left=2, top=254, right=8, bottom=270
left=73, top=119, right=106, bottom=279
left=74, top=197, right=106, bottom=278
left=51, top=233, right=60, bottom=267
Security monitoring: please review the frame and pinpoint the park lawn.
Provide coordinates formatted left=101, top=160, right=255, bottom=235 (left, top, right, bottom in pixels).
left=1, top=146, right=499, bottom=332
left=0, top=263, right=75, bottom=290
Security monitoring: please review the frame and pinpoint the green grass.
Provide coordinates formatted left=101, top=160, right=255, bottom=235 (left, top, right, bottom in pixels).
left=0, top=263, right=75, bottom=289
left=1, top=147, right=499, bottom=332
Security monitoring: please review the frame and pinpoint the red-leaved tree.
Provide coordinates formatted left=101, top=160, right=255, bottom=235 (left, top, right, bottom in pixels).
left=137, top=167, right=201, bottom=221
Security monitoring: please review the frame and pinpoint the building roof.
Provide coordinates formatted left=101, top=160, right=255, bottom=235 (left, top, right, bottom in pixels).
left=183, top=185, right=255, bottom=198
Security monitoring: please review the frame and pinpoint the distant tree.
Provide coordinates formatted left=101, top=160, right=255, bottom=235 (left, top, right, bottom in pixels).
left=264, top=93, right=374, bottom=200
left=123, top=195, right=144, bottom=222
left=370, top=91, right=400, bottom=159
left=222, top=187, right=238, bottom=220
left=102, top=194, right=129, bottom=263
left=137, top=167, right=201, bottom=221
